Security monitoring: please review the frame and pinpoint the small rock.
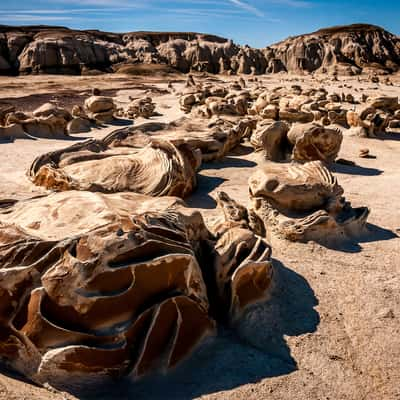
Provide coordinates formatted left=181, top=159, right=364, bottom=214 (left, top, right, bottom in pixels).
left=378, top=308, right=395, bottom=319
left=359, top=148, right=370, bottom=158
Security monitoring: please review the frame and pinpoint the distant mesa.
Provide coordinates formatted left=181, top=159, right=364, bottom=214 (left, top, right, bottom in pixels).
left=0, top=23, right=399, bottom=76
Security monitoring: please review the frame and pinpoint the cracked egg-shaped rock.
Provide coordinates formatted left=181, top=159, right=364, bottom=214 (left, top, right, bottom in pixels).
left=4, top=103, right=72, bottom=139
left=251, top=121, right=342, bottom=164
left=0, top=191, right=214, bottom=388
left=28, top=134, right=200, bottom=198
left=250, top=121, right=290, bottom=161
left=249, top=161, right=369, bottom=243
left=287, top=123, right=343, bottom=163
left=97, top=118, right=255, bottom=163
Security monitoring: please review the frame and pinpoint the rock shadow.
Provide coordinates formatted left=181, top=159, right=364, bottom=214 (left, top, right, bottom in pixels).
left=185, top=174, right=226, bottom=209
left=332, top=162, right=383, bottom=176
left=375, top=131, right=400, bottom=141
left=360, top=223, right=398, bottom=243
left=313, top=223, right=398, bottom=253
left=105, top=118, right=134, bottom=127
left=71, top=259, right=319, bottom=400
left=232, top=258, right=320, bottom=368
left=201, top=156, right=257, bottom=171
left=228, top=144, right=255, bottom=157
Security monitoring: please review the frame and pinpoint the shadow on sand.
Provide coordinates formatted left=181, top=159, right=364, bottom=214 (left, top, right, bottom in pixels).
left=201, top=156, right=257, bottom=171
left=107, top=118, right=134, bottom=127
left=228, top=144, right=255, bottom=157
left=185, top=174, right=227, bottom=209
left=69, top=260, right=319, bottom=400
left=314, top=223, right=398, bottom=253
left=332, top=162, right=383, bottom=176
left=375, top=131, right=400, bottom=141
left=360, top=223, right=398, bottom=243
left=185, top=155, right=256, bottom=209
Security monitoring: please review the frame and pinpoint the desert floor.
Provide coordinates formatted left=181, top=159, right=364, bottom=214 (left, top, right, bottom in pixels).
left=0, top=72, right=399, bottom=400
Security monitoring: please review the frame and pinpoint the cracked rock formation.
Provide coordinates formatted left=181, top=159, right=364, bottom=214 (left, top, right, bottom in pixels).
left=0, top=103, right=72, bottom=140
left=287, top=123, right=343, bottom=163
left=0, top=191, right=215, bottom=387
left=28, top=133, right=200, bottom=198
left=248, top=161, right=370, bottom=243
left=0, top=189, right=275, bottom=388
left=251, top=121, right=342, bottom=163
left=347, top=96, right=400, bottom=137
left=210, top=192, right=274, bottom=321
left=121, top=97, right=157, bottom=119
left=95, top=117, right=255, bottom=163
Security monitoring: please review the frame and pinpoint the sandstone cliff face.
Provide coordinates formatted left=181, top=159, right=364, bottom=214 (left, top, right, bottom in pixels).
left=266, top=24, right=400, bottom=75
left=0, top=24, right=399, bottom=75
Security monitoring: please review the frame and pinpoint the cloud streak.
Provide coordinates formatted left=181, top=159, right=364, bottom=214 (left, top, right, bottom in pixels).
left=267, top=0, right=312, bottom=7
left=48, top=0, right=146, bottom=7
left=227, top=0, right=264, bottom=17
left=0, top=14, right=74, bottom=21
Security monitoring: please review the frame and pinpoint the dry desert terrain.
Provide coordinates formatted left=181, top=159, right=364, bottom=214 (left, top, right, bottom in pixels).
left=0, top=71, right=399, bottom=400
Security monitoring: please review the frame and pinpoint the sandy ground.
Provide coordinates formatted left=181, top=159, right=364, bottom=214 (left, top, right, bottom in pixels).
left=0, top=72, right=399, bottom=400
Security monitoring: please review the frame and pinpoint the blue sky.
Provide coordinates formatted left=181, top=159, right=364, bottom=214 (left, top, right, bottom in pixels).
left=0, top=0, right=397, bottom=47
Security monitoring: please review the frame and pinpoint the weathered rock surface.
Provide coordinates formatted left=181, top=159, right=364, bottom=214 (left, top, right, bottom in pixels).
left=84, top=96, right=116, bottom=123
left=0, top=24, right=399, bottom=75
left=0, top=191, right=215, bottom=386
left=99, top=117, right=256, bottom=163
left=0, top=185, right=275, bottom=387
left=249, top=161, right=370, bottom=243
left=251, top=121, right=342, bottom=163
left=121, top=97, right=157, bottom=119
left=266, top=24, right=400, bottom=75
left=28, top=133, right=200, bottom=198
left=347, top=95, right=400, bottom=137
left=211, top=191, right=274, bottom=321
left=0, top=102, right=72, bottom=140
left=287, top=123, right=343, bottom=163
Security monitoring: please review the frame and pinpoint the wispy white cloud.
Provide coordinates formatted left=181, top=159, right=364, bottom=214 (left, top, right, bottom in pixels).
left=48, top=0, right=146, bottom=7
left=0, top=8, right=138, bottom=14
left=0, top=14, right=74, bottom=21
left=267, top=0, right=312, bottom=7
left=0, top=0, right=288, bottom=24
left=227, top=0, right=264, bottom=17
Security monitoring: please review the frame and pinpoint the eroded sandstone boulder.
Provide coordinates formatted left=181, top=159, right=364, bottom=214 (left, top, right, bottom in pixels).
left=287, top=123, right=343, bottom=163
left=0, top=191, right=215, bottom=386
left=98, top=117, right=255, bottom=163
left=211, top=191, right=274, bottom=320
left=84, top=96, right=116, bottom=123
left=0, top=187, right=276, bottom=387
left=248, top=161, right=369, bottom=243
left=250, top=121, right=290, bottom=161
left=346, top=96, right=400, bottom=136
left=251, top=121, right=342, bottom=163
left=122, top=97, right=157, bottom=119
left=1, top=103, right=72, bottom=139
left=29, top=134, right=200, bottom=198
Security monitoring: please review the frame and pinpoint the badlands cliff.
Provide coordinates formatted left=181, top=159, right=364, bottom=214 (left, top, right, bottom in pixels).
left=0, top=23, right=399, bottom=76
